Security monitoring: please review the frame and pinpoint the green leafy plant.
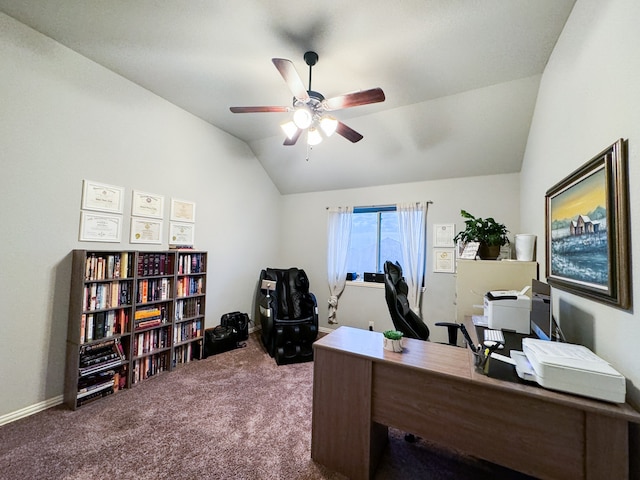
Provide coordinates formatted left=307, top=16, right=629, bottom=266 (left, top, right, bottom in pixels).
left=383, top=330, right=404, bottom=340
left=453, top=210, right=510, bottom=247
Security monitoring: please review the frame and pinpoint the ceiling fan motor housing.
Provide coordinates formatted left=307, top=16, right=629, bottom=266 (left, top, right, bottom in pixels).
left=304, top=51, right=319, bottom=66
left=293, top=90, right=325, bottom=122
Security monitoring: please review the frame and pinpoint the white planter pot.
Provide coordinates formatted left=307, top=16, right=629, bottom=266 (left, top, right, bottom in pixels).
left=514, top=234, right=536, bottom=261
left=383, top=337, right=403, bottom=353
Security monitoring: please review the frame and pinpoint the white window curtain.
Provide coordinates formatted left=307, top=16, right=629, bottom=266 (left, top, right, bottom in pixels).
left=397, top=202, right=429, bottom=315
left=326, top=206, right=353, bottom=324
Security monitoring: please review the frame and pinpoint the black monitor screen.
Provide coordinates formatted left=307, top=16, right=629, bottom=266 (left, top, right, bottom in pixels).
left=530, top=279, right=552, bottom=341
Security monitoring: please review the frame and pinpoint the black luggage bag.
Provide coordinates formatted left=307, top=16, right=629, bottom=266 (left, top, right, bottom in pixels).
left=203, top=312, right=249, bottom=357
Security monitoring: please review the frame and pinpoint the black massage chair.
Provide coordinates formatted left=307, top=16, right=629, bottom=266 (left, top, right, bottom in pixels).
left=256, top=267, right=319, bottom=365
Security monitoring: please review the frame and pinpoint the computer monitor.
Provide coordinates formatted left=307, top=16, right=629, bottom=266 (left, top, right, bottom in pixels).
left=530, top=279, right=552, bottom=340
left=530, top=279, right=566, bottom=342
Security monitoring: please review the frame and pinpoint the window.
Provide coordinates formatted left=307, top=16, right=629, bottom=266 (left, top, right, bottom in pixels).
left=346, top=206, right=404, bottom=275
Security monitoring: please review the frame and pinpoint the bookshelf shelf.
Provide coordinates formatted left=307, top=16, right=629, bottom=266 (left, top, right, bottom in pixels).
left=65, top=249, right=207, bottom=409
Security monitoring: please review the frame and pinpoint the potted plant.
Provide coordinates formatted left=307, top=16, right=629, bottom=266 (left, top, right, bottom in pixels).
left=453, top=209, right=510, bottom=260
left=383, top=330, right=404, bottom=352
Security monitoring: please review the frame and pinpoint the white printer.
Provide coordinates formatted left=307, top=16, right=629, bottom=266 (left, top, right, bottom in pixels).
left=512, top=338, right=626, bottom=403
left=483, top=288, right=531, bottom=334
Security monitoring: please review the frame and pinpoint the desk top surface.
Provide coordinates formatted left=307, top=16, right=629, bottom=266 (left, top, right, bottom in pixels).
left=315, top=326, right=640, bottom=422
left=315, top=325, right=471, bottom=379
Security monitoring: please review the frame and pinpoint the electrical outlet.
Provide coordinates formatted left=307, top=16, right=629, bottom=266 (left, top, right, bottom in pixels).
left=368, top=321, right=374, bottom=331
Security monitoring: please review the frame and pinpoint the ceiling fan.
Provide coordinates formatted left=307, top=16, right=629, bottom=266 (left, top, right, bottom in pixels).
left=229, top=51, right=385, bottom=146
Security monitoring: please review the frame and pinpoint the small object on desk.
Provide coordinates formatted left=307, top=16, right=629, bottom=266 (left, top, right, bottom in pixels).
left=480, top=341, right=505, bottom=374
left=471, top=314, right=488, bottom=327
left=511, top=350, right=537, bottom=382
left=489, top=352, right=516, bottom=366
left=484, top=329, right=505, bottom=344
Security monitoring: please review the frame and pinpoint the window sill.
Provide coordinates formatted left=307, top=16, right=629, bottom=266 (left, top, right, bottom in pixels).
left=346, top=280, right=385, bottom=289
left=346, top=280, right=426, bottom=292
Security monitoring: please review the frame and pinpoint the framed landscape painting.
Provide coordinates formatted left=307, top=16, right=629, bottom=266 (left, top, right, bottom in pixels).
left=545, top=139, right=630, bottom=309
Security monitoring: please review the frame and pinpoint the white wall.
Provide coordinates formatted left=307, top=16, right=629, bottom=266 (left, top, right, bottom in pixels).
left=0, top=13, right=281, bottom=417
left=520, top=0, right=640, bottom=408
left=280, top=173, right=521, bottom=344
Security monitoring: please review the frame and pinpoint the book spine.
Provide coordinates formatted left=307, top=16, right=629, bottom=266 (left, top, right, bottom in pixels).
left=106, top=255, right=114, bottom=280
left=80, top=314, right=86, bottom=344
left=86, top=314, right=94, bottom=342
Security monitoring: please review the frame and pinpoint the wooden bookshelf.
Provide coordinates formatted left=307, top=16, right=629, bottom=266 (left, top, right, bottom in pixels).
left=173, top=251, right=206, bottom=368
left=65, top=249, right=207, bottom=409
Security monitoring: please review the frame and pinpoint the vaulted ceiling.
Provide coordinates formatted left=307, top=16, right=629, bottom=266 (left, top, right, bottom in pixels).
left=0, top=0, right=576, bottom=194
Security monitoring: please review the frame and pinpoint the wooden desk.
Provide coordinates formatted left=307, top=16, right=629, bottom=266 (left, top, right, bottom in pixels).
left=311, top=326, right=640, bottom=480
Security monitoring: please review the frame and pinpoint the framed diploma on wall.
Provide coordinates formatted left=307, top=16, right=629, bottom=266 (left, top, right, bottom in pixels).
left=169, top=222, right=195, bottom=247
left=170, top=198, right=196, bottom=223
left=131, top=190, right=164, bottom=219
left=130, top=218, right=163, bottom=244
left=79, top=211, right=122, bottom=242
left=433, top=248, right=455, bottom=273
left=81, top=180, right=124, bottom=214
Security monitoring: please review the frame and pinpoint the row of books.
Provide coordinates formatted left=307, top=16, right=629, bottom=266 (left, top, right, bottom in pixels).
left=173, top=343, right=197, bottom=367
left=132, top=353, right=169, bottom=384
left=133, top=327, right=170, bottom=357
left=137, top=252, right=174, bottom=277
left=133, top=306, right=167, bottom=330
left=77, top=368, right=126, bottom=401
left=174, top=319, right=202, bottom=345
left=81, top=310, right=129, bottom=344
left=175, top=297, right=202, bottom=320
left=76, top=385, right=114, bottom=407
left=176, top=277, right=204, bottom=297
left=85, top=252, right=133, bottom=281
left=136, top=278, right=171, bottom=304
left=177, top=253, right=206, bottom=275
left=78, top=339, right=125, bottom=376
left=82, top=281, right=132, bottom=312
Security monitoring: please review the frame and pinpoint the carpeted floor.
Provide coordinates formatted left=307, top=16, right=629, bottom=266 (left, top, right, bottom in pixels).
left=0, top=332, right=535, bottom=479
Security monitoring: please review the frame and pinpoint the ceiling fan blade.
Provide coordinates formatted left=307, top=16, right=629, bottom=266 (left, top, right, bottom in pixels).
left=272, top=58, right=310, bottom=103
left=283, top=128, right=303, bottom=146
left=322, top=88, right=386, bottom=111
left=336, top=122, right=363, bottom=143
left=229, top=106, right=290, bottom=113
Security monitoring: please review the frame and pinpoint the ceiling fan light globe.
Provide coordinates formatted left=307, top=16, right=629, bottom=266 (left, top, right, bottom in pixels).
left=307, top=127, right=323, bottom=145
left=293, top=108, right=313, bottom=129
left=281, top=121, right=298, bottom=139
left=320, top=116, right=338, bottom=137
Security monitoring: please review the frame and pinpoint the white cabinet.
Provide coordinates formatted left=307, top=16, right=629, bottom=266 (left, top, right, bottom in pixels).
left=455, top=260, right=538, bottom=323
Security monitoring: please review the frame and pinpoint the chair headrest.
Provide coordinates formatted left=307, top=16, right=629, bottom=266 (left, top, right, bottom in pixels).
left=384, top=261, right=403, bottom=286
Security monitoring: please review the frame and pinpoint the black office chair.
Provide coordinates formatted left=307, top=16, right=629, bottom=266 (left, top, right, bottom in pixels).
left=383, top=260, right=430, bottom=340
left=256, top=267, right=319, bottom=365
left=383, top=260, right=462, bottom=345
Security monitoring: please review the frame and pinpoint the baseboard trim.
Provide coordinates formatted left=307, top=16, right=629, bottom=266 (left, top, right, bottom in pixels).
left=2, top=325, right=327, bottom=425
left=0, top=394, right=64, bottom=427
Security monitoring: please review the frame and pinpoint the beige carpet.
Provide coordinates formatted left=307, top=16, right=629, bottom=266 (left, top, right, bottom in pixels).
left=0, top=332, right=534, bottom=479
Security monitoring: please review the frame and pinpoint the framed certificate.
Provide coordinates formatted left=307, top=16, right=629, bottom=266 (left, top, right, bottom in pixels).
left=131, top=190, right=164, bottom=219
left=81, top=180, right=124, bottom=213
left=433, top=248, right=455, bottom=273
left=433, top=224, right=455, bottom=247
left=169, top=222, right=195, bottom=247
left=170, top=198, right=196, bottom=223
left=130, top=218, right=163, bottom=244
left=79, top=211, right=122, bottom=242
